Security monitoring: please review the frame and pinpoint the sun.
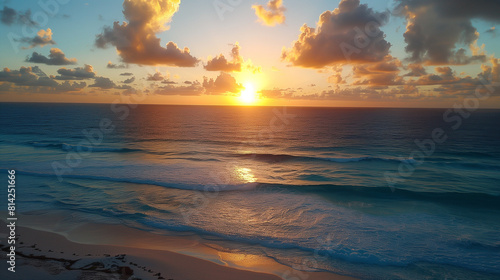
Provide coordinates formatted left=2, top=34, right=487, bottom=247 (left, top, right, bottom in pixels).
left=239, top=82, right=258, bottom=105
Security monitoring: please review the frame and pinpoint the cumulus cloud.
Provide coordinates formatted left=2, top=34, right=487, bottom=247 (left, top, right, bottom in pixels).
left=205, top=43, right=243, bottom=72
left=203, top=72, right=243, bottom=95
left=252, top=0, right=286, bottom=26
left=0, top=66, right=57, bottom=87
left=204, top=42, right=261, bottom=73
left=395, top=0, right=499, bottom=65
left=281, top=0, right=391, bottom=68
left=54, top=65, right=96, bottom=80
left=17, top=28, right=55, bottom=49
left=107, top=62, right=128, bottom=69
left=0, top=66, right=85, bottom=93
left=26, top=48, right=77, bottom=65
left=89, top=76, right=117, bottom=89
left=146, top=71, right=169, bottom=81
left=95, top=0, right=198, bottom=67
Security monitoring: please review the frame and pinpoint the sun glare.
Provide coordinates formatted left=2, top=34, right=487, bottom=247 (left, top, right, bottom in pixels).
left=239, top=82, right=258, bottom=105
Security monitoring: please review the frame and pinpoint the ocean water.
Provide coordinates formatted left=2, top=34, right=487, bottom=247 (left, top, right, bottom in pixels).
left=1, top=103, right=500, bottom=279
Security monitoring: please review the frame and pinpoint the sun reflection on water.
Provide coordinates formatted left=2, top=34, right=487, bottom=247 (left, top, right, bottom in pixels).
left=235, top=167, right=257, bottom=183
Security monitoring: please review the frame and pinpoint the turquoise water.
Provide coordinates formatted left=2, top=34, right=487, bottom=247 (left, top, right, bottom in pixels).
left=1, top=103, right=500, bottom=279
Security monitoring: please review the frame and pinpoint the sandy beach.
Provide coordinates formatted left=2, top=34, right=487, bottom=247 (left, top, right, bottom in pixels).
left=1, top=215, right=357, bottom=280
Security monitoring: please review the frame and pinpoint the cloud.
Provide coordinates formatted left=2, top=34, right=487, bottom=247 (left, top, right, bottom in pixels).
left=404, top=63, right=427, bottom=77
left=204, top=42, right=261, bottom=73
left=89, top=76, right=117, bottom=89
left=120, top=72, right=134, bottom=76
left=54, top=65, right=96, bottom=80
left=281, top=0, right=391, bottom=68
left=95, top=0, right=198, bottom=67
left=146, top=71, right=169, bottom=81
left=122, top=76, right=135, bottom=84
left=0, top=6, right=16, bottom=25
left=252, top=0, right=286, bottom=26
left=0, top=66, right=57, bottom=87
left=26, top=48, right=77, bottom=65
left=352, top=56, right=404, bottom=87
left=395, top=0, right=499, bottom=65
left=203, top=72, right=243, bottom=95
left=107, top=62, right=128, bottom=69
left=0, top=66, right=86, bottom=93
left=154, top=81, right=203, bottom=96
left=485, top=26, right=496, bottom=37
left=205, top=43, right=243, bottom=72
left=259, top=88, right=295, bottom=98
left=17, top=28, right=55, bottom=49
left=0, top=6, right=36, bottom=26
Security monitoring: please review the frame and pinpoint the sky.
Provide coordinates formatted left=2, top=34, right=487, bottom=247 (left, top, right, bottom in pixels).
left=0, top=0, right=499, bottom=108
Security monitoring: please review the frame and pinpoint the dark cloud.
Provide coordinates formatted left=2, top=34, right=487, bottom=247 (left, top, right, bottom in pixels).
left=26, top=48, right=77, bottom=65
left=120, top=72, right=133, bottom=76
left=122, top=76, right=135, bottom=84
left=95, top=0, right=198, bottom=67
left=0, top=66, right=57, bottom=87
left=252, top=0, right=286, bottom=26
left=395, top=0, right=498, bottom=65
left=0, top=66, right=85, bottom=93
left=0, top=6, right=36, bottom=26
left=1, top=6, right=16, bottom=25
left=54, top=65, right=96, bottom=80
left=107, top=62, right=128, bottom=69
left=404, top=63, right=427, bottom=77
left=89, top=76, right=117, bottom=89
left=161, top=80, right=176, bottom=84
left=281, top=0, right=391, bottom=68
left=203, top=72, right=243, bottom=95
left=17, top=28, right=56, bottom=49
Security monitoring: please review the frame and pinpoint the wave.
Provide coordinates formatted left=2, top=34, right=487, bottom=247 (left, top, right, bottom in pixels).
left=4, top=169, right=259, bottom=192
left=259, top=183, right=500, bottom=210
left=7, top=169, right=499, bottom=210
left=232, top=152, right=417, bottom=164
left=27, top=141, right=141, bottom=153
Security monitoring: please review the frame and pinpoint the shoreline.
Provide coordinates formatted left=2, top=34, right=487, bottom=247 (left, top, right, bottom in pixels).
left=0, top=213, right=358, bottom=280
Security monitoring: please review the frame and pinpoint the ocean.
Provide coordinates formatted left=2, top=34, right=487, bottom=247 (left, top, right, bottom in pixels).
left=1, top=103, right=499, bottom=279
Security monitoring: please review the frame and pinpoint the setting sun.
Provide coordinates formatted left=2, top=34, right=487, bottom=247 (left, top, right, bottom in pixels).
left=239, top=82, right=259, bottom=105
